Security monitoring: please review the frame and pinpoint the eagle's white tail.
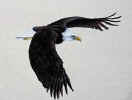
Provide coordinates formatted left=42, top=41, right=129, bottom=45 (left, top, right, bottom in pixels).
left=16, top=33, right=35, bottom=40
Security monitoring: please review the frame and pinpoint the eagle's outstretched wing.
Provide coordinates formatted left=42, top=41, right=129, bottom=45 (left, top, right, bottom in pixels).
left=29, top=30, right=73, bottom=99
left=49, top=12, right=121, bottom=31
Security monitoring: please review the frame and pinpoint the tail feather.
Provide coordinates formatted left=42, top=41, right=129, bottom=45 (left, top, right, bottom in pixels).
left=16, top=33, right=35, bottom=40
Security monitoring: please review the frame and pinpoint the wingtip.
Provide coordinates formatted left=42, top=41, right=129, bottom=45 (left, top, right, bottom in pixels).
left=107, top=12, right=117, bottom=18
left=106, top=12, right=122, bottom=19
left=41, top=69, right=73, bottom=99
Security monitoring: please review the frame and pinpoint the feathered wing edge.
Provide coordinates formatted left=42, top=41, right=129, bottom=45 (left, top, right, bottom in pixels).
left=66, top=12, right=122, bottom=31
left=95, top=12, right=122, bottom=31
left=31, top=61, right=74, bottom=99
left=43, top=67, right=74, bottom=99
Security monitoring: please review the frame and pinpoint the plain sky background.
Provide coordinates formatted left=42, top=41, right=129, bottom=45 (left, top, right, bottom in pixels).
left=0, top=0, right=131, bottom=100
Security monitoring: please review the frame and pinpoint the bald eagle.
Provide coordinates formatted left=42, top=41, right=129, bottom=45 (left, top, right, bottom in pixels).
left=16, top=12, right=121, bottom=99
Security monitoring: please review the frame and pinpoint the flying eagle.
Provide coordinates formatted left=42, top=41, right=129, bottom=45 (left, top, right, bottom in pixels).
left=16, top=12, right=121, bottom=99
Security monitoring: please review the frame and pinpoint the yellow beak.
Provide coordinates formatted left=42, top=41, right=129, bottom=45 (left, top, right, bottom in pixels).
left=74, top=36, right=82, bottom=42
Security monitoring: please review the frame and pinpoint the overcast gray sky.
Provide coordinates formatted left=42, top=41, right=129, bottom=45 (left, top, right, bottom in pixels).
left=0, top=0, right=132, bottom=100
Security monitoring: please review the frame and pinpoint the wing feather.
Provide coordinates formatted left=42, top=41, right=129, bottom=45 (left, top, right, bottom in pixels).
left=29, top=30, right=73, bottom=99
left=49, top=12, right=121, bottom=31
